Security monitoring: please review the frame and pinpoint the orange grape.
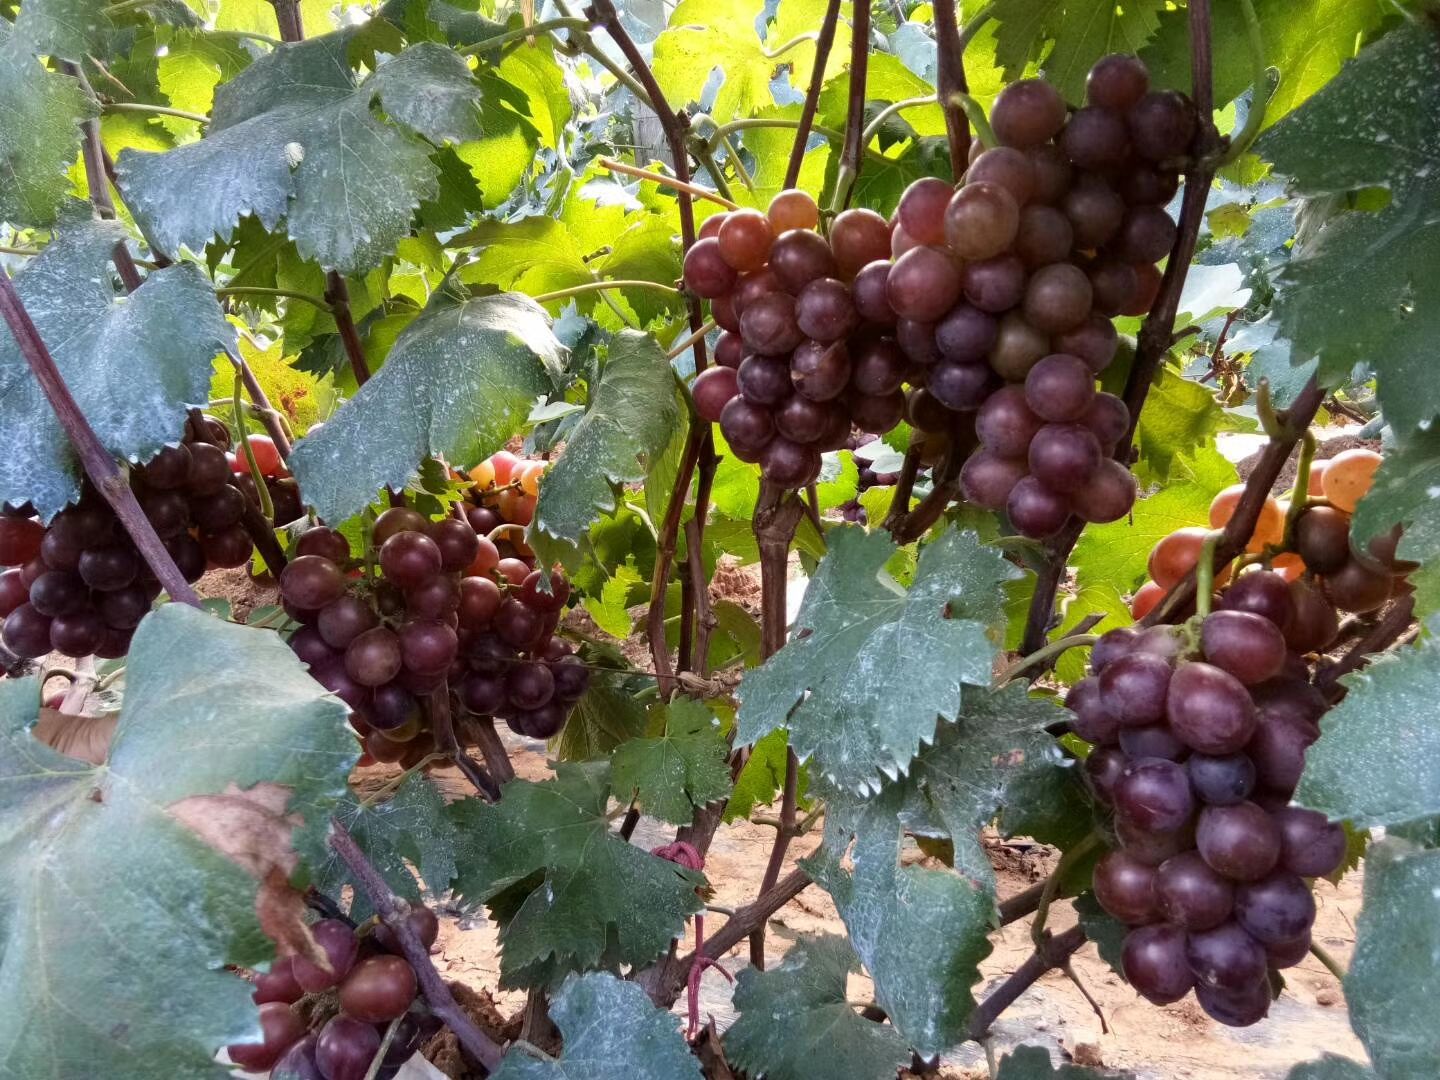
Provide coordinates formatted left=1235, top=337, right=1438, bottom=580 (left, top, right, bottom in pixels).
left=1130, top=580, right=1164, bottom=619
left=1148, top=527, right=1209, bottom=589
left=1271, top=552, right=1307, bottom=582
left=466, top=536, right=500, bottom=577
left=768, top=189, right=820, bottom=232
left=1305, top=460, right=1327, bottom=497
left=499, top=488, right=536, bottom=526
left=1208, top=484, right=1285, bottom=553
left=468, top=459, right=496, bottom=490
left=518, top=460, right=545, bottom=497
left=1322, top=448, right=1382, bottom=512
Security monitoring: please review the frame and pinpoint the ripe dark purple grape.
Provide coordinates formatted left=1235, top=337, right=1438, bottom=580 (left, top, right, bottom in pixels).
left=166, top=533, right=208, bottom=583
left=1197, top=802, right=1281, bottom=881
left=5, top=603, right=54, bottom=658
left=1080, top=393, right=1129, bottom=450
left=338, top=954, right=418, bottom=1023
left=318, top=596, right=379, bottom=649
left=1322, top=558, right=1392, bottom=614
left=1198, top=611, right=1286, bottom=686
left=1219, top=571, right=1294, bottom=631
left=1063, top=173, right=1125, bottom=249
left=380, top=530, right=443, bottom=590
left=551, top=654, right=590, bottom=701
left=1087, top=54, right=1150, bottom=110
left=761, top=438, right=822, bottom=487
left=293, top=919, right=360, bottom=992
left=1111, top=205, right=1177, bottom=263
left=927, top=361, right=995, bottom=412
left=1118, top=816, right=1196, bottom=866
left=935, top=303, right=998, bottom=361
left=1273, top=807, right=1346, bottom=878
left=427, top=517, right=480, bottom=573
left=1006, top=476, right=1070, bottom=538
left=1122, top=924, right=1193, bottom=1004
left=495, top=597, right=542, bottom=648
left=775, top=395, right=836, bottom=444
left=991, top=78, right=1067, bottom=147
left=1196, top=979, right=1271, bottom=1027
left=1089, top=626, right=1138, bottom=672
left=738, top=354, right=794, bottom=406
left=1234, top=872, right=1315, bottom=946
left=1087, top=260, right=1138, bottom=316
left=1054, top=314, right=1119, bottom=373
left=296, top=526, right=350, bottom=563
left=1119, top=723, right=1187, bottom=761
left=345, top=627, right=404, bottom=687
left=790, top=340, right=850, bottom=402
left=369, top=682, right=420, bottom=731
left=683, top=237, right=737, bottom=298
left=1028, top=423, right=1101, bottom=493
left=1099, top=652, right=1172, bottom=725
left=769, top=229, right=838, bottom=292
left=50, top=609, right=105, bottom=656
left=1185, top=920, right=1267, bottom=992
left=1027, top=143, right=1073, bottom=203
left=1284, top=579, right=1339, bottom=653
left=1187, top=753, right=1256, bottom=807
left=461, top=670, right=507, bottom=713
left=1128, top=90, right=1197, bottom=162
left=1061, top=106, right=1130, bottom=170
left=315, top=1014, right=381, bottom=1080
left=849, top=390, right=905, bottom=434
left=189, top=486, right=246, bottom=532
left=252, top=955, right=304, bottom=1005
left=1165, top=662, right=1257, bottom=755
left=1025, top=354, right=1096, bottom=423
left=457, top=576, right=503, bottom=630
left=407, top=574, right=461, bottom=620
left=1023, top=263, right=1093, bottom=334
left=1118, top=165, right=1180, bottom=206
left=719, top=397, right=775, bottom=460
left=400, top=619, right=458, bottom=675
left=850, top=338, right=907, bottom=396
left=515, top=700, right=569, bottom=739
left=943, top=182, right=1019, bottom=260
left=886, top=245, right=962, bottom=322
left=29, top=570, right=85, bottom=617
left=1155, top=851, right=1234, bottom=930
left=966, top=146, right=1036, bottom=204
left=281, top=555, right=346, bottom=610
left=739, top=293, right=804, bottom=356
left=830, top=208, right=891, bottom=277
left=1094, top=849, right=1159, bottom=925
left=1065, top=676, right=1119, bottom=744
left=796, top=277, right=859, bottom=342
left=186, top=441, right=231, bottom=494
left=960, top=253, right=1026, bottom=313
left=896, top=318, right=939, bottom=365
left=988, top=312, right=1050, bottom=381
left=1293, top=505, right=1350, bottom=574
left=714, top=331, right=745, bottom=369
left=138, top=490, right=189, bottom=538
left=139, top=443, right=192, bottom=489
left=1085, top=744, right=1128, bottom=804
left=1116, top=757, right=1195, bottom=833
left=507, top=660, right=556, bottom=709
left=896, top=177, right=955, bottom=247
left=693, top=366, right=740, bottom=422
left=1014, top=204, right=1074, bottom=267
left=959, top=451, right=1028, bottom=512
left=851, top=261, right=897, bottom=324
left=975, top=386, right=1042, bottom=457
left=201, top=526, right=254, bottom=569
left=1072, top=460, right=1137, bottom=524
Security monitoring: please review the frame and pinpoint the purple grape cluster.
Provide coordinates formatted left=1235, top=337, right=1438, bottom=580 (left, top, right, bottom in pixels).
left=1069, top=569, right=1345, bottom=1026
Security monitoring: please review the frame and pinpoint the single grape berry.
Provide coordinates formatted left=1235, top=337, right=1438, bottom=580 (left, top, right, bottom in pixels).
left=943, top=182, right=1019, bottom=260
left=683, top=237, right=737, bottom=298
left=292, top=919, right=360, bottom=992
left=886, top=245, right=962, bottom=322
left=693, top=366, right=741, bottom=422
left=1094, top=849, right=1160, bottom=925
left=1122, top=924, right=1194, bottom=1005
left=990, top=78, right=1068, bottom=147
left=338, top=954, right=418, bottom=1023
left=379, top=530, right=443, bottom=590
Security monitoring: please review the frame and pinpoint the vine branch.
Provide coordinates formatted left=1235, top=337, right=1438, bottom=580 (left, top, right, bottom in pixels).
left=830, top=0, right=871, bottom=211
left=931, top=0, right=972, bottom=177
left=324, top=273, right=371, bottom=386
left=967, top=925, right=1087, bottom=1041
left=784, top=0, right=843, bottom=189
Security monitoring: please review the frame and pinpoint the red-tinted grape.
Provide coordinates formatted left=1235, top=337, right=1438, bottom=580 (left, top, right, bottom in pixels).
left=318, top=596, right=379, bottom=649
left=830, top=209, right=892, bottom=277
left=761, top=438, right=821, bottom=487
left=1187, top=753, right=1257, bottom=807
left=1234, top=871, right=1315, bottom=946
left=1054, top=314, right=1119, bottom=373
left=896, top=177, right=955, bottom=246
left=1029, top=423, right=1101, bottom=492
left=717, top=208, right=774, bottom=271
left=345, top=627, right=404, bottom=687
left=1006, top=476, right=1070, bottom=538
left=976, top=386, right=1042, bottom=457
left=1100, top=652, right=1173, bottom=726
left=315, top=1015, right=381, bottom=1080
left=1155, top=851, right=1234, bottom=930
left=961, top=253, right=1026, bottom=313
left=991, top=79, right=1067, bottom=147
left=1185, top=920, right=1267, bottom=992
left=338, top=954, right=418, bottom=1023
left=1122, top=924, right=1193, bottom=1004
left=1087, top=54, right=1150, bottom=110
left=1111, top=205, right=1177, bottom=263
left=770, top=228, right=838, bottom=292
left=966, top=146, right=1036, bottom=204
left=959, top=450, right=1028, bottom=511
left=683, top=237, right=737, bottom=298
left=1063, top=173, right=1125, bottom=249
left=1197, top=802, right=1281, bottom=881
left=293, top=919, right=359, bottom=991
left=851, top=261, right=897, bottom=324
left=943, top=182, right=1019, bottom=260
left=1014, top=204, right=1074, bottom=267
left=281, top=555, right=346, bottom=610
left=887, top=246, right=962, bottom=322
left=1095, top=849, right=1160, bottom=924
left=693, top=366, right=741, bottom=422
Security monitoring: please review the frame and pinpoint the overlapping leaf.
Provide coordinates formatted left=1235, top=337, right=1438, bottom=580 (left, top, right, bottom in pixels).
left=724, top=934, right=911, bottom=1080
left=1257, top=24, right=1440, bottom=439
left=737, top=525, right=1017, bottom=793
left=610, top=698, right=731, bottom=825
left=449, top=762, right=704, bottom=987
left=0, top=221, right=232, bottom=518
left=117, top=33, right=482, bottom=273
left=0, top=605, right=353, bottom=1079
left=529, top=331, right=680, bottom=572
left=288, top=292, right=563, bottom=523
left=490, top=972, right=700, bottom=1080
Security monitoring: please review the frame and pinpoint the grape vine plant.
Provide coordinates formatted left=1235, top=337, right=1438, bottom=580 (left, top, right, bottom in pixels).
left=0, top=0, right=1437, bottom=1077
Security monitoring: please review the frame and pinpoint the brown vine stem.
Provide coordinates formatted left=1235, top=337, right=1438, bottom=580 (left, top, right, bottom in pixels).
left=783, top=0, right=843, bottom=188
left=888, top=444, right=965, bottom=544
left=1019, top=0, right=1221, bottom=653
left=0, top=270, right=202, bottom=607
left=1315, top=593, right=1417, bottom=698
left=931, top=0, right=971, bottom=177
left=428, top=687, right=501, bottom=801
left=328, top=822, right=504, bottom=1072
left=325, top=273, right=372, bottom=386
left=268, top=0, right=305, bottom=42
left=881, top=440, right=924, bottom=531
left=646, top=428, right=704, bottom=698
left=466, top=715, right=517, bottom=786
left=967, top=925, right=1087, bottom=1040
left=829, top=0, right=871, bottom=211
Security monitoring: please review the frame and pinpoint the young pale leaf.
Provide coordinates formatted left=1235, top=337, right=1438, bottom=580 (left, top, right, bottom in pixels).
left=804, top=787, right=994, bottom=1055
left=610, top=698, right=731, bottom=825
left=449, top=762, right=703, bottom=987
left=0, top=221, right=232, bottom=517
left=117, top=33, right=481, bottom=273
left=996, top=1044, right=1133, bottom=1078
left=724, top=934, right=911, bottom=1080
left=1257, top=24, right=1440, bottom=439
left=1345, top=839, right=1440, bottom=1080
left=490, top=972, right=701, bottom=1080
left=1296, top=622, right=1440, bottom=828
left=0, top=605, right=353, bottom=1079
left=0, top=29, right=97, bottom=227
left=529, top=331, right=680, bottom=572
left=1350, top=428, right=1440, bottom=570
left=737, top=525, right=1017, bottom=794
left=288, top=292, right=563, bottom=522
left=990, top=0, right=1164, bottom=102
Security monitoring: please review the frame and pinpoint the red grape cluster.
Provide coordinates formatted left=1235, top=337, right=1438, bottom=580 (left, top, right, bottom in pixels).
left=230, top=912, right=440, bottom=1079
left=0, top=418, right=267, bottom=663
left=1069, top=570, right=1345, bottom=1026
left=684, top=189, right=906, bottom=487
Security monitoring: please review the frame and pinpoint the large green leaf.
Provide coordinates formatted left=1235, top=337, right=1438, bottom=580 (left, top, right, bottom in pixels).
left=724, top=934, right=911, bottom=1080
left=0, top=28, right=96, bottom=228
left=0, top=221, right=232, bottom=518
left=990, top=0, right=1165, bottom=103
left=1296, top=621, right=1440, bottom=829
left=552, top=676, right=650, bottom=763
left=1257, top=24, right=1440, bottom=439
left=117, top=34, right=481, bottom=273
left=1345, top=839, right=1440, bottom=1080
left=736, top=525, right=1017, bottom=794
left=288, top=292, right=563, bottom=523
left=610, top=698, right=731, bottom=826
left=491, top=972, right=701, bottom=1080
left=11, top=0, right=113, bottom=60
left=996, top=1044, right=1132, bottom=1078
left=0, top=604, right=353, bottom=1079
left=449, top=762, right=704, bottom=987
left=529, top=331, right=681, bottom=572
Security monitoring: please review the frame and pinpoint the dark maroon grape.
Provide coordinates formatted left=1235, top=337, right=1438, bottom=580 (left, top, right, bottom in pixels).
left=1094, top=849, right=1159, bottom=925
left=1061, top=106, right=1130, bottom=170
left=717, top=208, right=774, bottom=271
left=1122, top=924, right=1193, bottom=1004
left=48, top=609, right=104, bottom=656
left=460, top=670, right=507, bottom=714
left=519, top=570, right=570, bottom=614
left=400, top=619, right=458, bottom=675
left=507, top=660, right=555, bottom=709
left=1064, top=677, right=1117, bottom=745
left=465, top=504, right=502, bottom=536
left=495, top=597, right=542, bottom=648
left=896, top=318, right=940, bottom=366
left=959, top=451, right=1027, bottom=511
left=425, top=517, right=479, bottom=573
left=28, top=570, right=86, bottom=617
left=1072, top=460, right=1137, bottom=524
left=1025, top=354, right=1096, bottom=423
left=1063, top=173, right=1125, bottom=249
left=1235, top=872, right=1315, bottom=946
left=189, top=485, right=246, bottom=532
left=380, top=531, right=443, bottom=590
left=850, top=338, right=907, bottom=396
left=976, top=386, right=1042, bottom=457
left=1111, top=205, right=1177, bottom=263
left=738, top=354, right=794, bottom=406
left=1155, top=851, right=1234, bottom=930
left=408, top=574, right=462, bottom=620
left=732, top=267, right=782, bottom=316
left=1247, top=711, right=1318, bottom=797
left=1323, top=558, right=1392, bottom=614
left=1085, top=744, right=1128, bottom=804
left=740, top=293, right=804, bottom=356
left=1122, top=261, right=1164, bottom=316
left=1166, top=662, right=1257, bottom=755
left=315, top=1015, right=381, bottom=1080
left=551, top=654, right=590, bottom=701
left=770, top=228, right=838, bottom=293
left=1090, top=627, right=1138, bottom=672
left=943, top=182, right=1019, bottom=261
left=1118, top=166, right=1180, bottom=206
left=515, top=701, right=568, bottom=739
left=201, top=526, right=254, bottom=569
left=186, top=441, right=231, bottom=494
left=1014, top=204, right=1074, bottom=267
left=1185, top=921, right=1267, bottom=992
left=830, top=208, right=891, bottom=277
left=295, top=527, right=350, bottom=563
left=293, top=920, right=359, bottom=992
left=372, top=906, right=441, bottom=955
left=960, top=254, right=1026, bottom=313
left=1116, top=757, right=1195, bottom=833
left=850, top=261, right=897, bottom=324
left=140, top=444, right=192, bottom=489
left=1099, top=652, right=1172, bottom=726
left=97, top=584, right=151, bottom=631
left=775, top=395, right=836, bottom=444
left=1119, top=723, right=1188, bottom=761
left=318, top=595, right=379, bottom=649
left=370, top=682, right=420, bottom=731
left=987, top=311, right=1051, bottom=381
left=1198, top=611, right=1286, bottom=687
left=457, top=576, right=503, bottom=629
left=1027, top=143, right=1073, bottom=203
left=935, top=304, right=998, bottom=361
left=886, top=246, right=962, bottom=322
left=373, top=508, right=428, bottom=546
left=1196, top=979, right=1271, bottom=1027
left=693, top=366, right=741, bottom=422
left=1265, top=931, right=1311, bottom=970
left=268, top=479, right=304, bottom=526
left=849, top=390, right=905, bottom=434
left=1284, top=579, right=1339, bottom=653
left=714, top=331, right=745, bottom=369
left=345, top=627, right=403, bottom=687
left=1187, top=753, right=1256, bottom=807
left=1054, top=315, right=1119, bottom=373
left=252, top=955, right=304, bottom=1005
left=1197, top=802, right=1281, bottom=881
left=991, top=78, right=1067, bottom=147
left=1087, top=54, right=1150, bottom=110
left=1028, top=424, right=1101, bottom=493
left=271, top=1034, right=324, bottom=1080
left=1274, top=807, right=1346, bottom=878
left=338, top=954, right=418, bottom=1024
left=281, top=555, right=346, bottom=610
left=719, top=397, right=775, bottom=460
left=790, top=340, right=851, bottom=402
left=1291, top=505, right=1349, bottom=574
left=1080, top=393, right=1129, bottom=451
left=0, top=569, right=25, bottom=619
left=683, top=237, right=736, bottom=298
left=1219, top=571, right=1294, bottom=631
left=165, top=533, right=207, bottom=583
left=927, top=361, right=995, bottom=412
left=1006, top=476, right=1070, bottom=539
left=761, top=438, right=821, bottom=487
left=138, top=490, right=189, bottom=539
left=1117, top=816, right=1196, bottom=866
left=795, top=278, right=858, bottom=342
left=1023, top=263, right=1093, bottom=334
left=1128, top=90, right=1196, bottom=162
left=1087, top=260, right=1138, bottom=317
left=4, top=604, right=53, bottom=657
left=966, top=146, right=1036, bottom=204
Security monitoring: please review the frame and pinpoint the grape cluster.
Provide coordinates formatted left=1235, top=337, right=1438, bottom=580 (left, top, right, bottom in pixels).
left=1070, top=578, right=1346, bottom=1026
left=230, top=912, right=440, bottom=1079
left=684, top=188, right=905, bottom=487
left=0, top=416, right=272, bottom=663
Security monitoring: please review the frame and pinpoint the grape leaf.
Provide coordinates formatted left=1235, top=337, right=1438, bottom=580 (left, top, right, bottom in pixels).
left=1296, top=621, right=1440, bottom=829
left=1099, top=354, right=1241, bottom=486
left=736, top=525, right=1018, bottom=794
left=0, top=604, right=353, bottom=1079
left=1345, top=839, right=1440, bottom=1080
left=582, top=560, right=643, bottom=638
left=0, top=221, right=232, bottom=518
left=317, top=774, right=460, bottom=921
left=1256, top=24, right=1440, bottom=440
left=996, top=1044, right=1132, bottom=1078
left=490, top=971, right=701, bottom=1080
left=288, top=292, right=563, bottom=523
left=1074, top=892, right=1126, bottom=976
left=651, top=0, right=849, bottom=125
left=724, top=933, right=911, bottom=1080
left=990, top=0, right=1165, bottom=103
left=1286, top=1060, right=1376, bottom=1080
left=553, top=675, right=650, bottom=763
left=610, top=698, right=731, bottom=825
left=1350, top=428, right=1440, bottom=572
left=724, top=728, right=796, bottom=822
left=449, top=761, right=704, bottom=987
left=11, top=0, right=113, bottom=60
left=804, top=785, right=994, bottom=1055
left=117, top=33, right=481, bottom=274
left=455, top=217, right=593, bottom=299
left=529, top=331, right=681, bottom=572
left=0, top=28, right=97, bottom=228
